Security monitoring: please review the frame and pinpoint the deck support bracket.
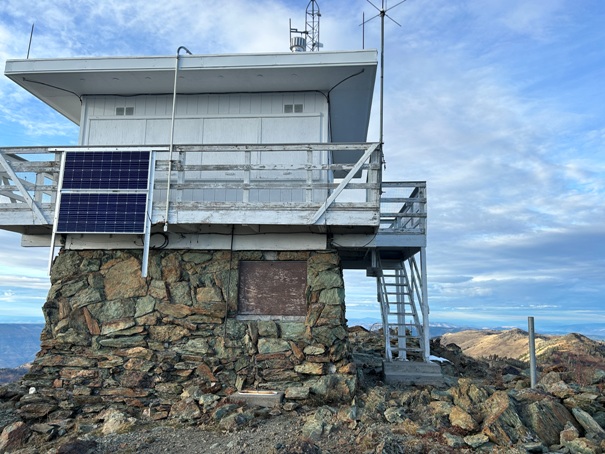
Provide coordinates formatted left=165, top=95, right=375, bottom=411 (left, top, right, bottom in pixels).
left=0, top=152, right=49, bottom=225
left=308, top=142, right=379, bottom=224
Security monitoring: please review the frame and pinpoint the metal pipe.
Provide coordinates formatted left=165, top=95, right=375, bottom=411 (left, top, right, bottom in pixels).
left=528, top=316, right=537, bottom=388
left=164, top=46, right=192, bottom=231
left=379, top=8, right=384, bottom=150
left=27, top=23, right=35, bottom=59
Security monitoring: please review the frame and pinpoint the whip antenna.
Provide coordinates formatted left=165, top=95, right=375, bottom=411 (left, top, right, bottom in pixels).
left=362, top=0, right=406, bottom=157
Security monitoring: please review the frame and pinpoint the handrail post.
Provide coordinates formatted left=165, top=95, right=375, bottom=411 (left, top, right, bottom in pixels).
left=528, top=316, right=537, bottom=388
left=243, top=148, right=251, bottom=203
left=306, top=148, right=313, bottom=203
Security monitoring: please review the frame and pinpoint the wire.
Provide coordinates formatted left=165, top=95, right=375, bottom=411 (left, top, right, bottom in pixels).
left=93, top=89, right=328, bottom=99
left=330, top=229, right=379, bottom=249
left=22, top=78, right=83, bottom=103
left=149, top=232, right=169, bottom=249
left=325, top=69, right=366, bottom=140
left=327, top=69, right=365, bottom=96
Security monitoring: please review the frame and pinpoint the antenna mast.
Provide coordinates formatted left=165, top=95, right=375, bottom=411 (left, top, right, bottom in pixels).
left=305, top=1, right=321, bottom=51
left=363, top=0, right=405, bottom=153
left=290, top=1, right=322, bottom=52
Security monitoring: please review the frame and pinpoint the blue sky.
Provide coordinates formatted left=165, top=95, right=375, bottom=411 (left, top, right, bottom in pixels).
left=0, top=0, right=604, bottom=333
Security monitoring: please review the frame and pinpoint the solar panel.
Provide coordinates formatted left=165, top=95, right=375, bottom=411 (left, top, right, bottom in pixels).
left=56, top=151, right=151, bottom=234
left=57, top=193, right=148, bottom=233
left=62, top=151, right=150, bottom=190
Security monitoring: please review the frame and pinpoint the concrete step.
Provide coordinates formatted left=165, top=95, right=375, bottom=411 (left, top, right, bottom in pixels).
left=382, top=360, right=445, bottom=386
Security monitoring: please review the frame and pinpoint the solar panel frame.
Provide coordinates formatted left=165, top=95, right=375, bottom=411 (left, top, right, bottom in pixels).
left=55, top=150, right=151, bottom=234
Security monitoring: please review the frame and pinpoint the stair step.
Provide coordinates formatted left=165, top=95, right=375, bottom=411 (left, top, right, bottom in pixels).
left=386, top=327, right=419, bottom=332
left=383, top=361, right=445, bottom=386
left=390, top=347, right=424, bottom=353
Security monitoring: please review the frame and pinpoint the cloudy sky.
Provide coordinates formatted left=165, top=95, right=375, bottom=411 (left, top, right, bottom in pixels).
left=0, top=1, right=604, bottom=333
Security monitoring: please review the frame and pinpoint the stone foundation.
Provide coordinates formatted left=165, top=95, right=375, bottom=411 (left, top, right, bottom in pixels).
left=18, top=249, right=356, bottom=421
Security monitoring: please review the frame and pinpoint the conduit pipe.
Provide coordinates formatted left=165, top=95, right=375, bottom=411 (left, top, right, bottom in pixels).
left=164, top=45, right=192, bottom=231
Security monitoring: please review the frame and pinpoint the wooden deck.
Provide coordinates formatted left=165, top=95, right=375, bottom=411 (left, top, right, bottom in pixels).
left=0, top=143, right=426, bottom=239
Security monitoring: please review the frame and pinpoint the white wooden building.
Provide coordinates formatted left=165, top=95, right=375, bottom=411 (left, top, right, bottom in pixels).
left=1, top=50, right=436, bottom=381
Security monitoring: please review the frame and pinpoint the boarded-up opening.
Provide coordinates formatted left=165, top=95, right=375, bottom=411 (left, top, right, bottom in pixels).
left=238, top=261, right=307, bottom=316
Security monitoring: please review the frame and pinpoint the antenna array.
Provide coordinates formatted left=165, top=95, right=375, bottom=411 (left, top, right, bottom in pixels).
left=290, top=1, right=322, bottom=52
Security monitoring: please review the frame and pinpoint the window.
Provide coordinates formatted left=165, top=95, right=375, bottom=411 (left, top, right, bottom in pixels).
left=283, top=104, right=304, bottom=114
left=116, top=107, right=135, bottom=116
left=238, top=261, right=307, bottom=317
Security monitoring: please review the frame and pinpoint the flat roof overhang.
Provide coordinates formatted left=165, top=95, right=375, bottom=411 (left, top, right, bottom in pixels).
left=4, top=50, right=377, bottom=143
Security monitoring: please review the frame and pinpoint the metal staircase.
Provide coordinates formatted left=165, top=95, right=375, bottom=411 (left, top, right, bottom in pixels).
left=371, top=249, right=430, bottom=362
left=370, top=249, right=444, bottom=385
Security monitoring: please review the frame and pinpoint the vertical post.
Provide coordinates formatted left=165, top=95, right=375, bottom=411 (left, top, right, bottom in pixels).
left=306, top=148, right=313, bottom=203
left=396, top=267, right=407, bottom=361
left=141, top=151, right=156, bottom=278
left=243, top=148, right=251, bottom=203
left=420, top=248, right=430, bottom=361
left=528, top=316, right=537, bottom=388
left=48, top=151, right=67, bottom=275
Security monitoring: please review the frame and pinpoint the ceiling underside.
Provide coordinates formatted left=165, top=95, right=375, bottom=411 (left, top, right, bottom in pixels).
left=5, top=51, right=377, bottom=143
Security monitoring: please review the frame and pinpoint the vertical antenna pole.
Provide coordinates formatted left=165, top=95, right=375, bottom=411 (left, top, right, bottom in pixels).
left=27, top=23, right=35, bottom=59
left=362, top=12, right=365, bottom=49
left=379, top=7, right=385, bottom=150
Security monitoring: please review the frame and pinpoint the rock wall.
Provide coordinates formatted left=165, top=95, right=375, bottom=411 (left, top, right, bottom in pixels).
left=18, top=249, right=356, bottom=421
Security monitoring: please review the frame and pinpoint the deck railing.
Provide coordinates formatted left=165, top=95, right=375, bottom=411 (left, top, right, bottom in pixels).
left=0, top=143, right=407, bottom=229
left=0, top=144, right=426, bottom=233
left=379, top=182, right=427, bottom=234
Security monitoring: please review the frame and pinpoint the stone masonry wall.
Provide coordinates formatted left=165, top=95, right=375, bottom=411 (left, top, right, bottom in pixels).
left=18, top=249, right=356, bottom=421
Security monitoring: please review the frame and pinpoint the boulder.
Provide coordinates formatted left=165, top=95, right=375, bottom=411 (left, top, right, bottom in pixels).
left=100, top=409, right=137, bottom=435
left=170, top=398, right=202, bottom=421
left=519, top=397, right=578, bottom=446
left=561, top=421, right=580, bottom=444
left=0, top=421, right=30, bottom=452
left=463, top=433, right=489, bottom=449
left=383, top=407, right=406, bottom=424
left=57, top=439, right=98, bottom=454
left=481, top=391, right=536, bottom=446
left=449, top=405, right=478, bottom=431
left=572, top=407, right=605, bottom=440
left=565, top=437, right=602, bottom=454
left=258, top=338, right=291, bottom=354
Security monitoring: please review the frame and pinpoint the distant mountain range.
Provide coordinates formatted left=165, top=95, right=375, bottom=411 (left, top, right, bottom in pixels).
left=0, top=323, right=44, bottom=368
left=441, top=328, right=605, bottom=370
left=348, top=318, right=605, bottom=341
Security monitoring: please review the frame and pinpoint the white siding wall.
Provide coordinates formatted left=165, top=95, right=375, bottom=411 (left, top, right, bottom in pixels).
left=81, top=93, right=327, bottom=145
left=80, top=93, right=329, bottom=203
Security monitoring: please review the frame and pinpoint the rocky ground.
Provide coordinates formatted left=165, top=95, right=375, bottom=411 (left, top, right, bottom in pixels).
left=2, top=327, right=605, bottom=453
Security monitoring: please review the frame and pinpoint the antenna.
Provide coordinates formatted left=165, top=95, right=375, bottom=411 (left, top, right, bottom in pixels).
left=362, top=0, right=406, bottom=158
left=305, top=1, right=321, bottom=51
left=27, top=23, right=35, bottom=59
left=289, top=1, right=322, bottom=52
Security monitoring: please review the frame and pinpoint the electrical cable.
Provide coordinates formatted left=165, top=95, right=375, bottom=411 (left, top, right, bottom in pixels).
left=22, top=78, right=82, bottom=103
left=149, top=231, right=169, bottom=249
left=326, top=69, right=366, bottom=141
